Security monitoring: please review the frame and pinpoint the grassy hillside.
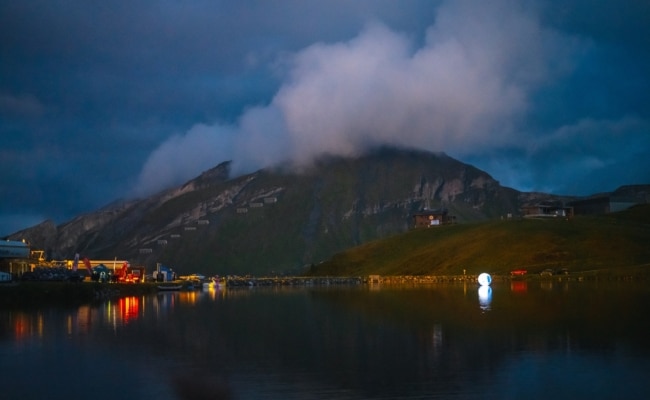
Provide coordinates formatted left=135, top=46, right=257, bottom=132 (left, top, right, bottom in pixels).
left=309, top=204, right=650, bottom=277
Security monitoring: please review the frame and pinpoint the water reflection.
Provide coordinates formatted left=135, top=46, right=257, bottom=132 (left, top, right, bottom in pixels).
left=1, top=291, right=229, bottom=342
left=118, top=296, right=140, bottom=324
left=511, top=279, right=527, bottom=292
left=478, top=285, right=492, bottom=310
left=1, top=283, right=650, bottom=400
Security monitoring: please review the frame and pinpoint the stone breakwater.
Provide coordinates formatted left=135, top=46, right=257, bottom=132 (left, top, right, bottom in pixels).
left=224, top=275, right=484, bottom=287
left=225, top=276, right=364, bottom=287
left=373, top=275, right=484, bottom=284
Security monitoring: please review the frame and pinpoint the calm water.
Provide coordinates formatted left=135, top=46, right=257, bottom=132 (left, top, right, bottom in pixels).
left=1, top=280, right=650, bottom=400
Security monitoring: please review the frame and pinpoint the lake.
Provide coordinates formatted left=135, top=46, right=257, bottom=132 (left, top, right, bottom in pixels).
left=1, top=280, right=650, bottom=399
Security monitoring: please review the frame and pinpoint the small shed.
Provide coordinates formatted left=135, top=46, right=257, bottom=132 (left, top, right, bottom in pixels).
left=413, top=209, right=454, bottom=228
left=568, top=196, right=639, bottom=215
left=522, top=202, right=573, bottom=218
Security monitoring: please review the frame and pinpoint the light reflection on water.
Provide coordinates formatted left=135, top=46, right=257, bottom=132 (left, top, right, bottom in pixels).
left=478, top=285, right=492, bottom=310
left=1, top=281, right=650, bottom=399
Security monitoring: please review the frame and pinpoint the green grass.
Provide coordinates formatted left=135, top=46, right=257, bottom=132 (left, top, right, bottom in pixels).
left=310, top=204, right=650, bottom=277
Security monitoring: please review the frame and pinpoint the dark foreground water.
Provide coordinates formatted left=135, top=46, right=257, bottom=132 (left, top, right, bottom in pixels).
left=1, top=280, right=650, bottom=400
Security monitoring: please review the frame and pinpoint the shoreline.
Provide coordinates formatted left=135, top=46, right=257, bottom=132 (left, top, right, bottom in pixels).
left=1, top=267, right=648, bottom=308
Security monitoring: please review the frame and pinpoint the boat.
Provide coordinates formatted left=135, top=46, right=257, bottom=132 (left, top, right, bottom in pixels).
left=202, top=278, right=225, bottom=290
left=157, top=284, right=182, bottom=291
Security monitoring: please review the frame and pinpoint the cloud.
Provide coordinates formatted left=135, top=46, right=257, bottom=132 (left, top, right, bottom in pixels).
left=0, top=93, right=45, bottom=117
left=133, top=0, right=584, bottom=196
left=527, top=116, right=650, bottom=194
left=470, top=116, right=650, bottom=195
left=133, top=124, right=237, bottom=197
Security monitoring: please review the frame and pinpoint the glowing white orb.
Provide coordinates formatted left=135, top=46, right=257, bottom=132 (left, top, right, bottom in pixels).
left=477, top=272, right=492, bottom=286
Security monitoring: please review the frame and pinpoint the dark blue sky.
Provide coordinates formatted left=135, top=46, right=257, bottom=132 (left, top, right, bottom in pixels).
left=1, top=0, right=649, bottom=236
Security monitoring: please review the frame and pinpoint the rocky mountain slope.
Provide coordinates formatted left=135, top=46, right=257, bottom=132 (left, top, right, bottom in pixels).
left=9, top=147, right=624, bottom=276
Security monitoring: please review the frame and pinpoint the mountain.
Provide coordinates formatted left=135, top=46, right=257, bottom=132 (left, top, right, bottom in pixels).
left=8, top=147, right=638, bottom=276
